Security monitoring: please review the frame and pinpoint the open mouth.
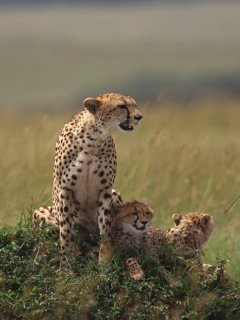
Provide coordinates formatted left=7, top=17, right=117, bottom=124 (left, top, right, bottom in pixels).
left=134, top=226, right=146, bottom=231
left=119, top=123, right=134, bottom=132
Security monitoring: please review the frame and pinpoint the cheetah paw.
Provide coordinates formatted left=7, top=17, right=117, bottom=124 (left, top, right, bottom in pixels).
left=130, top=269, right=146, bottom=280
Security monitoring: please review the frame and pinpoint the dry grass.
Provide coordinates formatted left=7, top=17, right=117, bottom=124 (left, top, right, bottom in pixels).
left=1, top=97, right=240, bottom=278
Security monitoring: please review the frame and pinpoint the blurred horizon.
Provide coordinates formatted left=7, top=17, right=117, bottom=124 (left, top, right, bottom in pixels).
left=1, top=0, right=235, bottom=4
left=0, top=1, right=240, bottom=113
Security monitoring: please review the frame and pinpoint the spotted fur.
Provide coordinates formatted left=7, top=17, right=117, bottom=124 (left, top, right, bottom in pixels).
left=112, top=206, right=214, bottom=278
left=166, top=212, right=215, bottom=263
left=112, top=200, right=165, bottom=280
left=33, top=93, right=142, bottom=268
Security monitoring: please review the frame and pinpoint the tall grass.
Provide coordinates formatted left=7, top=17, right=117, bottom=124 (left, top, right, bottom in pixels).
left=1, top=97, right=240, bottom=278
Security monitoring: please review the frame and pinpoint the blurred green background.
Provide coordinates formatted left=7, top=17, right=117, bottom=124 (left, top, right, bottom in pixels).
left=1, top=1, right=240, bottom=278
left=0, top=1, right=240, bottom=112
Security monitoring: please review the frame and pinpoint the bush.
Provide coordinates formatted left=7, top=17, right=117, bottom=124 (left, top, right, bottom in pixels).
left=0, top=211, right=240, bottom=320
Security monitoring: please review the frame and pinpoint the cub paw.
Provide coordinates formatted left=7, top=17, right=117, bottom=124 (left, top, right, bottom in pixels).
left=130, top=269, right=146, bottom=280
left=125, top=257, right=145, bottom=280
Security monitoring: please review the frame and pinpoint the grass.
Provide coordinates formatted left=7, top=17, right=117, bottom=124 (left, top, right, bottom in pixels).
left=1, top=97, right=240, bottom=281
left=1, top=96, right=240, bottom=317
left=0, top=210, right=240, bottom=319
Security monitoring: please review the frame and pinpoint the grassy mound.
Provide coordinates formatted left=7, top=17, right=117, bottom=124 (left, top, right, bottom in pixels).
left=0, top=211, right=240, bottom=320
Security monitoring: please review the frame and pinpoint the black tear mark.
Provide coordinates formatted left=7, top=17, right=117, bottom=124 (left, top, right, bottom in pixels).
left=134, top=205, right=139, bottom=223
left=120, top=105, right=130, bottom=120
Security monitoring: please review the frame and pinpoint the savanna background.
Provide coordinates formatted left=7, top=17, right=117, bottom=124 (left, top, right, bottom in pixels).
left=1, top=0, right=240, bottom=283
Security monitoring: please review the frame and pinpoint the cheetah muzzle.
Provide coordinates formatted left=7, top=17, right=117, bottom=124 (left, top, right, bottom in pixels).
left=119, top=122, right=134, bottom=132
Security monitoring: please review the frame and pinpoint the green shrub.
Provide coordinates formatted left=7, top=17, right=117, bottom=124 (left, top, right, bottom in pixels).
left=0, top=211, right=239, bottom=319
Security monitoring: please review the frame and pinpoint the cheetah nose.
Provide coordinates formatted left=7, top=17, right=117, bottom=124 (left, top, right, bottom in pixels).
left=141, top=221, right=148, bottom=225
left=134, top=114, right=143, bottom=121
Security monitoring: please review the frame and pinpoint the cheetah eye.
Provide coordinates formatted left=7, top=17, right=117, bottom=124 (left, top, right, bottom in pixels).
left=131, top=211, right=137, bottom=216
left=146, top=212, right=151, bottom=216
left=119, top=105, right=128, bottom=113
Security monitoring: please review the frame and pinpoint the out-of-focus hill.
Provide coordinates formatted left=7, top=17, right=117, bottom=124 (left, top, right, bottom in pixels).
left=0, top=0, right=226, bottom=3
left=0, top=2, right=239, bottom=112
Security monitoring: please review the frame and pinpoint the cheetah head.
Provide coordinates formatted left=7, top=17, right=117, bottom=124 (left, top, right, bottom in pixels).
left=112, top=200, right=154, bottom=235
left=172, top=212, right=215, bottom=247
left=83, top=93, right=143, bottom=135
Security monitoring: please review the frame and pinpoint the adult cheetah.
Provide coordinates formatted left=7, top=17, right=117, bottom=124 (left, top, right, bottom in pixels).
left=33, top=93, right=142, bottom=268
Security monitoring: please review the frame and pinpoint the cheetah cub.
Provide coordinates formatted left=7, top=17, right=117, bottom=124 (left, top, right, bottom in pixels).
left=33, top=93, right=142, bottom=268
left=166, top=212, right=215, bottom=265
left=112, top=200, right=165, bottom=280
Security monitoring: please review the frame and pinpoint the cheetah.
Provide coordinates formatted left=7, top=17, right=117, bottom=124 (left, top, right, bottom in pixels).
left=166, top=212, right=215, bottom=265
left=33, top=93, right=143, bottom=268
left=112, top=200, right=166, bottom=280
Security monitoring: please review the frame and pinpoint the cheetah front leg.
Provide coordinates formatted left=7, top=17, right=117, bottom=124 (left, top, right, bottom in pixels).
left=98, top=189, right=114, bottom=264
left=58, top=189, right=74, bottom=269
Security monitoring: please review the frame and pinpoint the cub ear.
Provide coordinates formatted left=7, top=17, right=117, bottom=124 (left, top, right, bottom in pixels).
left=145, top=203, right=152, bottom=208
left=172, top=214, right=181, bottom=226
left=201, top=214, right=211, bottom=227
left=145, top=203, right=154, bottom=216
left=83, top=98, right=102, bottom=114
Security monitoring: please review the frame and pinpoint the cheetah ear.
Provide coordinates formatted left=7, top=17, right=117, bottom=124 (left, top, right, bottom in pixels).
left=83, top=98, right=102, bottom=114
left=201, top=214, right=211, bottom=227
left=172, top=214, right=181, bottom=226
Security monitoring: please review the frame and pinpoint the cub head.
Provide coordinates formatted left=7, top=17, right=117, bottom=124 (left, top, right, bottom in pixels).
left=172, top=212, right=215, bottom=247
left=112, top=200, right=154, bottom=235
left=83, top=93, right=143, bottom=135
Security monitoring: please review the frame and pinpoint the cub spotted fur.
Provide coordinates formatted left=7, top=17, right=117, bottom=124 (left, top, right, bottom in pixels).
left=112, top=198, right=215, bottom=279
left=112, top=200, right=165, bottom=280
left=166, top=212, right=215, bottom=266
left=167, top=212, right=214, bottom=252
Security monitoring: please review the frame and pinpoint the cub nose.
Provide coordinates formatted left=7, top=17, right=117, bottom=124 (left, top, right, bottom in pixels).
left=134, top=114, right=143, bottom=121
left=141, top=221, right=148, bottom=225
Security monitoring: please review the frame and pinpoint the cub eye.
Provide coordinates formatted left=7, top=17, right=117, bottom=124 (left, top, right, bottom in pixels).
left=146, top=212, right=151, bottom=216
left=131, top=212, right=137, bottom=216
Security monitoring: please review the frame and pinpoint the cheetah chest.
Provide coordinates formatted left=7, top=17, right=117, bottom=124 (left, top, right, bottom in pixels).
left=71, top=152, right=115, bottom=232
